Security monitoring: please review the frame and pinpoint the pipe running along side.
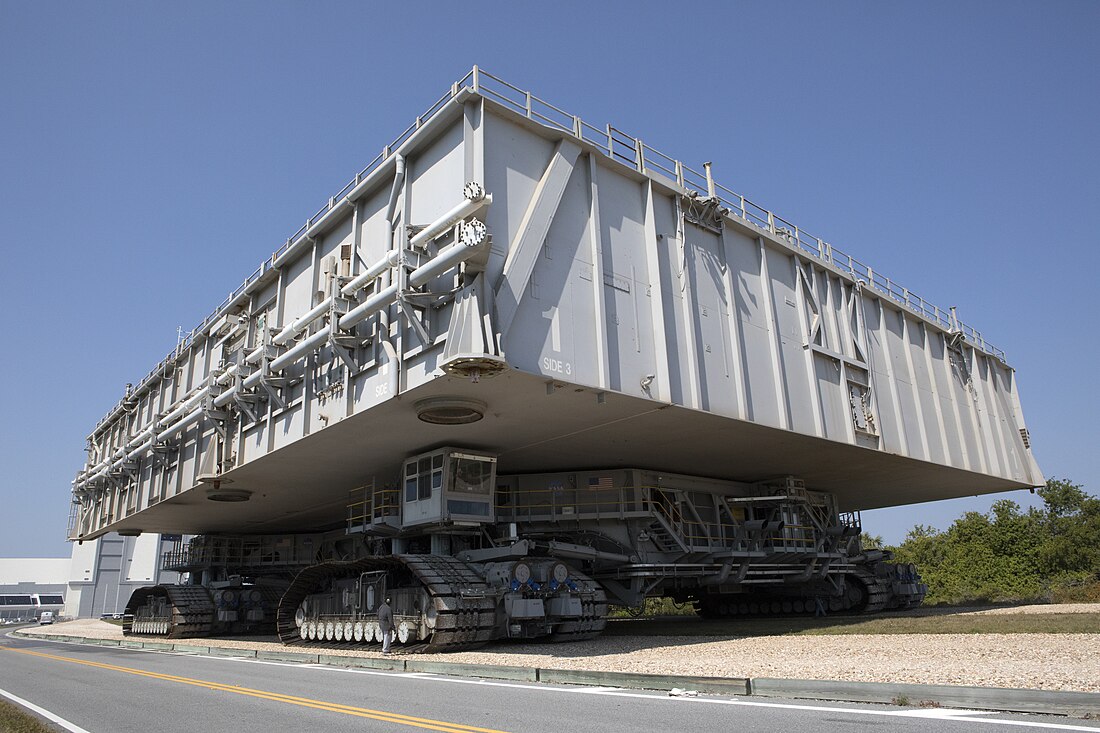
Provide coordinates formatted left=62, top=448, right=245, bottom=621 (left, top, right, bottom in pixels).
left=79, top=162, right=415, bottom=484
left=82, top=184, right=490, bottom=488
left=408, top=188, right=491, bottom=250
left=340, top=156, right=406, bottom=298
left=78, top=383, right=215, bottom=485
left=210, top=235, right=487, bottom=409
left=272, top=157, right=412, bottom=346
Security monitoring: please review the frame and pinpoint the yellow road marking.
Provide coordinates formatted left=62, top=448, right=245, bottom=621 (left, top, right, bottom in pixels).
left=2, top=647, right=510, bottom=733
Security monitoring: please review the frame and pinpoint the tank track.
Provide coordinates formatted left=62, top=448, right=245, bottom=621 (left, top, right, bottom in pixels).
left=849, top=565, right=893, bottom=613
left=123, top=585, right=215, bottom=638
left=695, top=562, right=923, bottom=619
left=548, top=577, right=608, bottom=642
left=277, top=554, right=498, bottom=652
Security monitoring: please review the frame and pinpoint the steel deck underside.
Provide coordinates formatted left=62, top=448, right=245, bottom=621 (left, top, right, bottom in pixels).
left=97, top=369, right=1026, bottom=538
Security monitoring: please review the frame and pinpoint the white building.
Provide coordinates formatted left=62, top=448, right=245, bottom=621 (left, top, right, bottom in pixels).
left=1, top=534, right=182, bottom=621
left=0, top=558, right=69, bottom=621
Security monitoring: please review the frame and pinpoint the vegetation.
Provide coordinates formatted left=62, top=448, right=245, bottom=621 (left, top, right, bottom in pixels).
left=608, top=597, right=696, bottom=619
left=0, top=698, right=57, bottom=733
left=889, top=478, right=1100, bottom=605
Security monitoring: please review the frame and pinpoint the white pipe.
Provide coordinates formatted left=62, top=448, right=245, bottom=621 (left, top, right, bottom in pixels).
left=243, top=345, right=267, bottom=365
left=211, top=327, right=331, bottom=409
left=381, top=339, right=399, bottom=398
left=212, top=386, right=239, bottom=409
left=215, top=364, right=240, bottom=386
left=272, top=299, right=332, bottom=347
left=269, top=328, right=331, bottom=374
left=159, top=387, right=211, bottom=429
left=212, top=390, right=232, bottom=409
left=155, top=407, right=204, bottom=442
left=409, top=193, right=492, bottom=250
left=341, top=155, right=405, bottom=298
left=338, top=283, right=399, bottom=330
left=81, top=383, right=213, bottom=483
left=125, top=438, right=153, bottom=463
left=339, top=250, right=401, bottom=298
left=339, top=239, right=486, bottom=331
left=386, top=155, right=405, bottom=224
left=408, top=239, right=486, bottom=288
left=82, top=201, right=489, bottom=478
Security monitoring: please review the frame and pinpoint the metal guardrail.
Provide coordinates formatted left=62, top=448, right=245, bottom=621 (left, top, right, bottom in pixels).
left=160, top=539, right=316, bottom=572
left=346, top=485, right=400, bottom=531
left=90, top=65, right=1005, bottom=438
left=498, top=483, right=820, bottom=553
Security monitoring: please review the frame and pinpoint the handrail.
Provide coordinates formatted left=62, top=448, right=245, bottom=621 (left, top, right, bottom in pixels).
left=89, top=65, right=1006, bottom=439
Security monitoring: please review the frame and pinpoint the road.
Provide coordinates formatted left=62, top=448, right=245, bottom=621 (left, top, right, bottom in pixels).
left=2, top=632, right=1096, bottom=733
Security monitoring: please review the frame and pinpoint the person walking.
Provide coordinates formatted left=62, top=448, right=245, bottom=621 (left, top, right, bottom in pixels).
left=377, top=597, right=394, bottom=654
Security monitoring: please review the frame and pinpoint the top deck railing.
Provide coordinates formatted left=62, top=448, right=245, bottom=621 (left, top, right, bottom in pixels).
left=90, top=65, right=1005, bottom=437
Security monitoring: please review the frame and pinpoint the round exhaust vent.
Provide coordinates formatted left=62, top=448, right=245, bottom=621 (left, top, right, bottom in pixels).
left=206, top=487, right=252, bottom=502
left=415, top=397, right=486, bottom=425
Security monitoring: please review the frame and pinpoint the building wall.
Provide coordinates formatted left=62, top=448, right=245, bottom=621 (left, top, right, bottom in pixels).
left=0, top=558, right=70, bottom=621
left=65, top=533, right=182, bottom=618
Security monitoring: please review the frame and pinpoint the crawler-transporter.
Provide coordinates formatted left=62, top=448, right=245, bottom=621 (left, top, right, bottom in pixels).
left=70, top=69, right=1040, bottom=651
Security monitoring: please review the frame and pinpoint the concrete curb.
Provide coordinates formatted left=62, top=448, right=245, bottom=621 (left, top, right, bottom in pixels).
left=206, top=646, right=257, bottom=659
left=538, top=668, right=750, bottom=696
left=13, top=630, right=1099, bottom=716
left=406, top=660, right=537, bottom=682
left=317, top=654, right=402, bottom=671
left=750, top=678, right=1100, bottom=717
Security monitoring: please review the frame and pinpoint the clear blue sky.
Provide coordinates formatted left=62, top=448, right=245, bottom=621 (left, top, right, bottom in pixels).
left=1, top=1, right=1096, bottom=557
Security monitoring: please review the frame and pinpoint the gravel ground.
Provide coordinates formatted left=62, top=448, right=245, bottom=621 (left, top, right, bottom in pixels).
left=23, top=604, right=1100, bottom=693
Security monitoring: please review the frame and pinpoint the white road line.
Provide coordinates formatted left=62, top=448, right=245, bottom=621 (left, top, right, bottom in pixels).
left=19, top=637, right=1100, bottom=732
left=287, top=664, right=1100, bottom=731
left=0, top=687, right=93, bottom=733
left=892, top=707, right=997, bottom=717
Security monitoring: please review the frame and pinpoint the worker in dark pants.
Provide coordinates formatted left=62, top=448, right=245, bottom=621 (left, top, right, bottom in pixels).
left=378, top=597, right=394, bottom=654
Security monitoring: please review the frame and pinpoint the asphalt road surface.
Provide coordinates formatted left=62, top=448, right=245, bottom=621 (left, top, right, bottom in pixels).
left=2, top=632, right=1097, bottom=733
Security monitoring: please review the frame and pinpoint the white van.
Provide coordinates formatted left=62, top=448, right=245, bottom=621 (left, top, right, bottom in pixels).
left=38, top=611, right=54, bottom=625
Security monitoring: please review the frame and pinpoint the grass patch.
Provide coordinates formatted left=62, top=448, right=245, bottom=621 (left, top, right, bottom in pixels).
left=0, top=698, right=58, bottom=733
left=605, top=612, right=1100, bottom=637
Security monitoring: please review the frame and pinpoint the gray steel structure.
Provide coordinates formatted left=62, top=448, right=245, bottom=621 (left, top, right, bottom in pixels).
left=66, top=69, right=1040, bottom=644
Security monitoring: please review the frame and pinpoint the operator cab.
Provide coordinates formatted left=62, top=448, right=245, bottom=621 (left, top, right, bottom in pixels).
left=401, top=448, right=497, bottom=529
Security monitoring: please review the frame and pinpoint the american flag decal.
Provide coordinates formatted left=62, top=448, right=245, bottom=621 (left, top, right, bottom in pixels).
left=588, top=476, right=613, bottom=490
